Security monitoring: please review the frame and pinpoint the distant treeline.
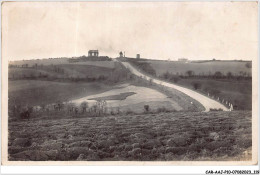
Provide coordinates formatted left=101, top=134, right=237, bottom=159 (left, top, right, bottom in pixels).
left=68, top=55, right=112, bottom=62
left=160, top=70, right=252, bottom=82
left=8, top=55, right=112, bottom=68
left=9, top=74, right=109, bottom=83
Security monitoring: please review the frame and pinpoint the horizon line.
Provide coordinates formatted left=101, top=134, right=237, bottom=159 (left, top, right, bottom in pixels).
left=8, top=55, right=253, bottom=62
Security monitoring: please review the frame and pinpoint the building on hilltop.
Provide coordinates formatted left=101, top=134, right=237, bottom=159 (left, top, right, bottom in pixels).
left=119, top=51, right=126, bottom=58
left=178, top=58, right=189, bottom=63
left=88, top=50, right=99, bottom=57
left=136, top=54, right=140, bottom=59
left=119, top=51, right=123, bottom=58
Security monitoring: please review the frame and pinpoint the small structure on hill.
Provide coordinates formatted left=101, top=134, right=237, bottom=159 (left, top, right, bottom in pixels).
left=88, top=50, right=99, bottom=57
left=178, top=58, right=188, bottom=62
left=136, top=54, right=140, bottom=59
left=119, top=51, right=126, bottom=58
left=119, top=51, right=123, bottom=58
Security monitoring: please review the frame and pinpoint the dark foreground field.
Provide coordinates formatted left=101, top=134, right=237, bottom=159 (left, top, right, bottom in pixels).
left=8, top=111, right=251, bottom=161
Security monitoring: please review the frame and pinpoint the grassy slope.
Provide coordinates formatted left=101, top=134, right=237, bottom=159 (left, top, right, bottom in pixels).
left=8, top=111, right=251, bottom=161
left=8, top=80, right=115, bottom=107
left=71, top=61, right=115, bottom=69
left=9, top=58, right=115, bottom=68
left=176, top=79, right=252, bottom=110
left=58, top=64, right=114, bottom=78
left=127, top=60, right=252, bottom=110
left=9, top=58, right=70, bottom=66
left=8, top=63, right=205, bottom=112
left=9, top=64, right=115, bottom=79
left=8, top=67, right=64, bottom=78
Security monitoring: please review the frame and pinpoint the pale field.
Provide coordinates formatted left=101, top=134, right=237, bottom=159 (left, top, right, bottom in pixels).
left=71, top=85, right=183, bottom=113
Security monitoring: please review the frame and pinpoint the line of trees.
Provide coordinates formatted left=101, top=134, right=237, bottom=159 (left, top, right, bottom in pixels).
left=160, top=70, right=251, bottom=82
left=9, top=99, right=110, bottom=120
left=68, top=55, right=112, bottom=62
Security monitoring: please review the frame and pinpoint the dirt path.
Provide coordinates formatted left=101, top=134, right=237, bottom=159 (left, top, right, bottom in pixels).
left=120, top=61, right=229, bottom=112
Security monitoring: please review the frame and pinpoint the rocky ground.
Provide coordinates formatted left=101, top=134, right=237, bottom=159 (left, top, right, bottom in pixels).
left=8, top=111, right=252, bottom=161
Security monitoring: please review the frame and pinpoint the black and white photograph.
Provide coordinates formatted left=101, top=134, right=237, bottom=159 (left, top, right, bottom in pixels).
left=1, top=1, right=258, bottom=165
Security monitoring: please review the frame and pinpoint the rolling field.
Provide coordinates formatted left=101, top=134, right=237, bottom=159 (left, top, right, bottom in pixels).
left=9, top=64, right=115, bottom=79
left=8, top=111, right=252, bottom=161
left=176, top=79, right=252, bottom=110
left=9, top=58, right=115, bottom=68
left=71, top=85, right=183, bottom=113
left=8, top=80, right=115, bottom=108
left=58, top=64, right=114, bottom=78
left=71, top=61, right=115, bottom=69
left=9, top=67, right=65, bottom=79
left=124, top=60, right=252, bottom=110
left=9, top=58, right=70, bottom=66
left=9, top=79, right=196, bottom=114
left=7, top=59, right=252, bottom=162
left=146, top=60, right=251, bottom=76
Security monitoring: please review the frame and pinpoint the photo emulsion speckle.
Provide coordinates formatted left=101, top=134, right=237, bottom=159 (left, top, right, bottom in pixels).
left=1, top=2, right=258, bottom=164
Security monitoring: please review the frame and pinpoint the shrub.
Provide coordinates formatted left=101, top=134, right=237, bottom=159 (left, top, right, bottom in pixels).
left=209, top=89, right=221, bottom=96
left=80, top=101, right=88, bottom=113
left=66, top=102, right=76, bottom=114
left=214, top=71, right=222, bottom=79
left=162, top=71, right=170, bottom=79
left=126, top=110, right=134, bottom=115
left=170, top=76, right=180, bottom=83
left=144, top=105, right=150, bottom=112
left=110, top=109, right=116, bottom=115
left=20, top=107, right=32, bottom=120
left=149, top=78, right=154, bottom=85
left=192, top=82, right=201, bottom=90
left=116, top=107, right=121, bottom=115
left=186, top=70, right=194, bottom=77
left=210, top=108, right=223, bottom=111
left=157, top=107, right=167, bottom=113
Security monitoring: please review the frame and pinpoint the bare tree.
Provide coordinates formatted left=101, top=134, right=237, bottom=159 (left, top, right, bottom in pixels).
left=226, top=72, right=233, bottom=79
left=80, top=101, right=89, bottom=113
left=186, top=70, right=194, bottom=77
left=144, top=105, right=150, bottom=112
left=214, top=71, right=222, bottom=79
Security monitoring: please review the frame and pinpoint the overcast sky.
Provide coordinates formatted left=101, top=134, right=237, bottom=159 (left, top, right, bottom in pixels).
left=2, top=2, right=258, bottom=61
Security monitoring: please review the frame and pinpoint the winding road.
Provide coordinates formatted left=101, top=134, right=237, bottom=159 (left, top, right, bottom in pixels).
left=120, top=61, right=229, bottom=112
